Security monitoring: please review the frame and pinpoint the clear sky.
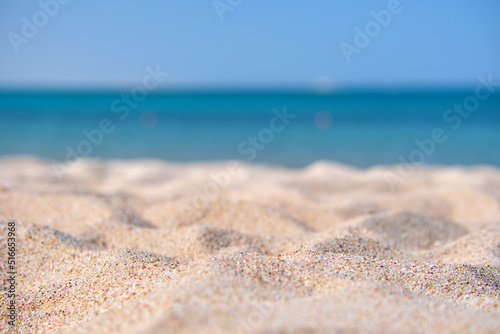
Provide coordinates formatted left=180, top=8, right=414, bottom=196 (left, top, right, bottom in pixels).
left=0, top=0, right=499, bottom=89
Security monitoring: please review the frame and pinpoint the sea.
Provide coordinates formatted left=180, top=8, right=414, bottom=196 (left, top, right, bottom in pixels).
left=0, top=89, right=499, bottom=168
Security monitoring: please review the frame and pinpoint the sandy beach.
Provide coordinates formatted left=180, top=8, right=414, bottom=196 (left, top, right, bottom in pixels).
left=1, top=156, right=500, bottom=333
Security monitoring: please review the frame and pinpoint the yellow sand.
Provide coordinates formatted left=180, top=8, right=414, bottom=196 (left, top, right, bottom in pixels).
left=0, top=156, right=499, bottom=333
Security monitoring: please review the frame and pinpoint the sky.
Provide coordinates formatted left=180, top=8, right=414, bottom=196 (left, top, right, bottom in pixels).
left=0, top=0, right=499, bottom=90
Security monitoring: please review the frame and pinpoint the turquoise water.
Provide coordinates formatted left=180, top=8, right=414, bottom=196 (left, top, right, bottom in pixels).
left=0, top=90, right=499, bottom=167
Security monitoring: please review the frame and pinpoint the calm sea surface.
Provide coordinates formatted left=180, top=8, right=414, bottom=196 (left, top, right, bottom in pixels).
left=0, top=90, right=499, bottom=167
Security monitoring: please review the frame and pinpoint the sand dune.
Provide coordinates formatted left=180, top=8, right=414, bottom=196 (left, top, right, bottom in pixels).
left=1, top=157, right=499, bottom=333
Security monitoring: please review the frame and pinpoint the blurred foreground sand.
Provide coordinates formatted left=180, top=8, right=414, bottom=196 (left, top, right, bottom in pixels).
left=1, top=156, right=500, bottom=333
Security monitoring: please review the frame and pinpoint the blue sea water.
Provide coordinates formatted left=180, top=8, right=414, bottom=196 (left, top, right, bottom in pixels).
left=0, top=89, right=499, bottom=168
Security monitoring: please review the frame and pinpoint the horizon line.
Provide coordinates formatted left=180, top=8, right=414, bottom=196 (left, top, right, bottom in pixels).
left=0, top=84, right=492, bottom=95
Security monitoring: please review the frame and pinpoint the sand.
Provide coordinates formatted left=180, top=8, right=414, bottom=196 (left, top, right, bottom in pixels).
left=1, top=156, right=499, bottom=333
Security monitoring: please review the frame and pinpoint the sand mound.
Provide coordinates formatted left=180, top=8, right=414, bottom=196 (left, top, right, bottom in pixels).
left=359, top=211, right=469, bottom=250
left=310, top=235, right=401, bottom=259
left=422, top=226, right=500, bottom=266
left=0, top=157, right=499, bottom=333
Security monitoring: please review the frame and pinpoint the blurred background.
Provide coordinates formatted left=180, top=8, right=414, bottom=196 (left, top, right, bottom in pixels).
left=0, top=0, right=499, bottom=167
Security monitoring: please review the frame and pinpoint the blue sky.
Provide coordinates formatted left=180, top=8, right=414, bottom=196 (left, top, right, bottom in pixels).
left=0, top=0, right=499, bottom=89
